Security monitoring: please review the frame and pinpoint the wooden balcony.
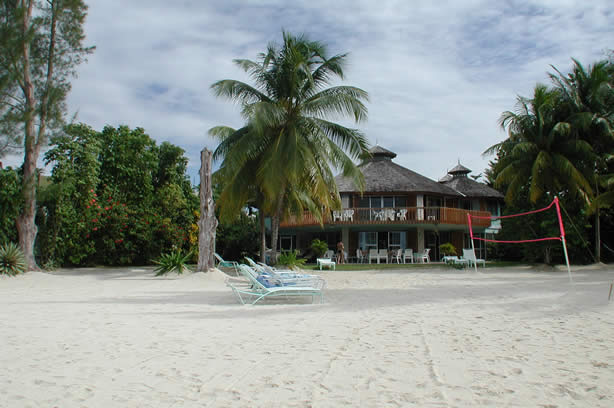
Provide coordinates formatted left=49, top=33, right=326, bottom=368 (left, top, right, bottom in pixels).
left=280, top=207, right=492, bottom=228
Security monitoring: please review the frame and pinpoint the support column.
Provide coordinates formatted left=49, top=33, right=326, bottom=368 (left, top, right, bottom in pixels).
left=417, top=194, right=424, bottom=221
left=342, top=228, right=349, bottom=255
left=417, top=227, right=425, bottom=252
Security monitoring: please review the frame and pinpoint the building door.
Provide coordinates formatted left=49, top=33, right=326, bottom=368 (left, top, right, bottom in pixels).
left=280, top=235, right=295, bottom=252
left=426, top=231, right=439, bottom=261
left=377, top=231, right=388, bottom=250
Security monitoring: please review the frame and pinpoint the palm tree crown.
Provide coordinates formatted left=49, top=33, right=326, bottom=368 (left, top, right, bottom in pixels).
left=209, top=32, right=370, bottom=255
left=486, top=84, right=593, bottom=204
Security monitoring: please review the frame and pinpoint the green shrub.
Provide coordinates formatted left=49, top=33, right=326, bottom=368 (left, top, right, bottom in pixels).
left=153, top=250, right=192, bottom=276
left=277, top=250, right=306, bottom=269
left=310, top=239, right=328, bottom=258
left=439, top=242, right=457, bottom=256
left=0, top=243, right=26, bottom=276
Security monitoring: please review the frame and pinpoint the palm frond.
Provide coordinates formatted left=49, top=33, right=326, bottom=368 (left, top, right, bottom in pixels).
left=210, top=79, right=270, bottom=105
left=303, top=86, right=369, bottom=123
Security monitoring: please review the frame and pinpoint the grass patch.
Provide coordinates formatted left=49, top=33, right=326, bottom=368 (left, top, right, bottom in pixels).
left=301, top=261, right=530, bottom=271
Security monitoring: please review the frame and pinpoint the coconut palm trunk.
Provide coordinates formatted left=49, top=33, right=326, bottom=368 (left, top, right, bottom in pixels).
left=259, top=210, right=266, bottom=263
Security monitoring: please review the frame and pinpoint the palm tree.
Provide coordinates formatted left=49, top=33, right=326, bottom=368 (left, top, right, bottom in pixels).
left=210, top=32, right=369, bottom=259
left=485, top=84, right=594, bottom=205
left=549, top=59, right=614, bottom=261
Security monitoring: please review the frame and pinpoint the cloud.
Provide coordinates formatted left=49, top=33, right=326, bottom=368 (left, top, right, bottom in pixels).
left=6, top=0, right=611, bottom=183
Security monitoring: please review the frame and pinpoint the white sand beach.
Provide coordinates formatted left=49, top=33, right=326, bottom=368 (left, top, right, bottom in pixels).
left=1, top=265, right=614, bottom=407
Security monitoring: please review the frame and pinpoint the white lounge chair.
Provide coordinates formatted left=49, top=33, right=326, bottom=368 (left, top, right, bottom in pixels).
left=403, top=248, right=414, bottom=264
left=378, top=249, right=388, bottom=263
left=392, top=249, right=403, bottom=263
left=343, top=209, right=355, bottom=221
left=368, top=249, right=378, bottom=264
left=226, top=265, right=324, bottom=305
left=316, top=258, right=336, bottom=270
left=463, top=249, right=486, bottom=268
left=414, top=248, right=430, bottom=263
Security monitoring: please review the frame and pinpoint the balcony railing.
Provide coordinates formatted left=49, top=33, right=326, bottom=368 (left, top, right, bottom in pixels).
left=280, top=207, right=492, bottom=228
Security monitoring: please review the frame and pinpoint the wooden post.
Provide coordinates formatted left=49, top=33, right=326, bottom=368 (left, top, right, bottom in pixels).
left=197, top=149, right=218, bottom=272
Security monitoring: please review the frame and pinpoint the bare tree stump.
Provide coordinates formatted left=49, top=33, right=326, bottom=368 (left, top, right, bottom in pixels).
left=197, top=149, right=218, bottom=272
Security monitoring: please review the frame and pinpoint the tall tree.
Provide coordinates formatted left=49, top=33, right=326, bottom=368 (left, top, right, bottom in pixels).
left=549, top=59, right=614, bottom=261
left=0, top=0, right=93, bottom=269
left=210, top=32, right=369, bottom=259
left=486, top=84, right=594, bottom=205
left=41, top=123, right=100, bottom=264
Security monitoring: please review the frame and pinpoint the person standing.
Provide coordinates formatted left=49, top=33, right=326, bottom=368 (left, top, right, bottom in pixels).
left=337, top=241, right=345, bottom=264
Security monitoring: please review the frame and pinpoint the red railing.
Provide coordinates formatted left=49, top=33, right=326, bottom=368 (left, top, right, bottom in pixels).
left=280, top=207, right=492, bottom=228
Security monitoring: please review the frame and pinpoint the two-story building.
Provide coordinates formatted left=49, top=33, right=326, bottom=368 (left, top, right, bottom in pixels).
left=279, top=146, right=503, bottom=261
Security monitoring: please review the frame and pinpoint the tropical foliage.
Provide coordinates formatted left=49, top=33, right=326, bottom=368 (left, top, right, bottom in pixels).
left=310, top=239, right=328, bottom=258
left=439, top=243, right=457, bottom=257
left=210, top=31, right=370, bottom=260
left=153, top=249, right=193, bottom=276
left=277, top=250, right=307, bottom=269
left=0, top=167, right=21, bottom=245
left=35, top=124, right=198, bottom=267
left=486, top=58, right=614, bottom=264
left=0, top=242, right=26, bottom=276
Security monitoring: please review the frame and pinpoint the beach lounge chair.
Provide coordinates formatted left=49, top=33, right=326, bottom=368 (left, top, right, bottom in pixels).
left=368, top=249, right=378, bottom=264
left=244, top=257, right=325, bottom=288
left=316, top=258, right=336, bottom=270
left=392, top=249, right=403, bottom=263
left=377, top=249, right=388, bottom=263
left=414, top=249, right=430, bottom=263
left=463, top=249, right=486, bottom=268
left=226, top=265, right=324, bottom=305
left=403, top=248, right=414, bottom=264
left=214, top=253, right=240, bottom=275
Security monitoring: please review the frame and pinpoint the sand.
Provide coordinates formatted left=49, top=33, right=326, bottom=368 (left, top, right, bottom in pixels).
left=1, top=265, right=613, bottom=407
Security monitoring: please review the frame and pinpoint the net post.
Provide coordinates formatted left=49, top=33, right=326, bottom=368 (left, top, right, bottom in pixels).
left=554, top=197, right=572, bottom=283
left=467, top=213, right=478, bottom=273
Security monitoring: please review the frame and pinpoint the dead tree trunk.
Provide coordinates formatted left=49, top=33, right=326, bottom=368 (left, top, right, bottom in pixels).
left=197, top=149, right=217, bottom=272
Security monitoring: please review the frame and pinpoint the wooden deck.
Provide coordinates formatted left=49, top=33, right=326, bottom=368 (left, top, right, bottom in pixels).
left=280, top=207, right=492, bottom=228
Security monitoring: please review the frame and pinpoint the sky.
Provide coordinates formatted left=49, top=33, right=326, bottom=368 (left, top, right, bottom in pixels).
left=4, top=0, right=613, bottom=184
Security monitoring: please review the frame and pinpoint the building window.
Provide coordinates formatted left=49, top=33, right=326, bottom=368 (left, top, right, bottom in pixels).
left=356, top=195, right=408, bottom=208
left=487, top=200, right=500, bottom=216
left=359, top=232, right=378, bottom=251
left=389, top=231, right=402, bottom=250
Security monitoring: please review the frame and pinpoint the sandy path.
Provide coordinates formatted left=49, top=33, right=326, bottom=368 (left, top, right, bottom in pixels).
left=1, top=266, right=613, bottom=407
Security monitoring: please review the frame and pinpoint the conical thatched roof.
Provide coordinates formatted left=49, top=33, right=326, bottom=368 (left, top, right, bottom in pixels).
left=448, top=162, right=471, bottom=175
left=440, top=161, right=504, bottom=199
left=335, top=146, right=461, bottom=196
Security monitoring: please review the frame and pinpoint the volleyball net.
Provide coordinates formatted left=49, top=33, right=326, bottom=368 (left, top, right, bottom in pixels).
left=466, top=197, right=572, bottom=281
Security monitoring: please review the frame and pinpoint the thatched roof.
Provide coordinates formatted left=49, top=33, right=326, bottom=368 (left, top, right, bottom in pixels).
left=448, top=163, right=472, bottom=175
left=335, top=146, right=462, bottom=196
left=442, top=177, right=503, bottom=198
left=440, top=161, right=504, bottom=199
